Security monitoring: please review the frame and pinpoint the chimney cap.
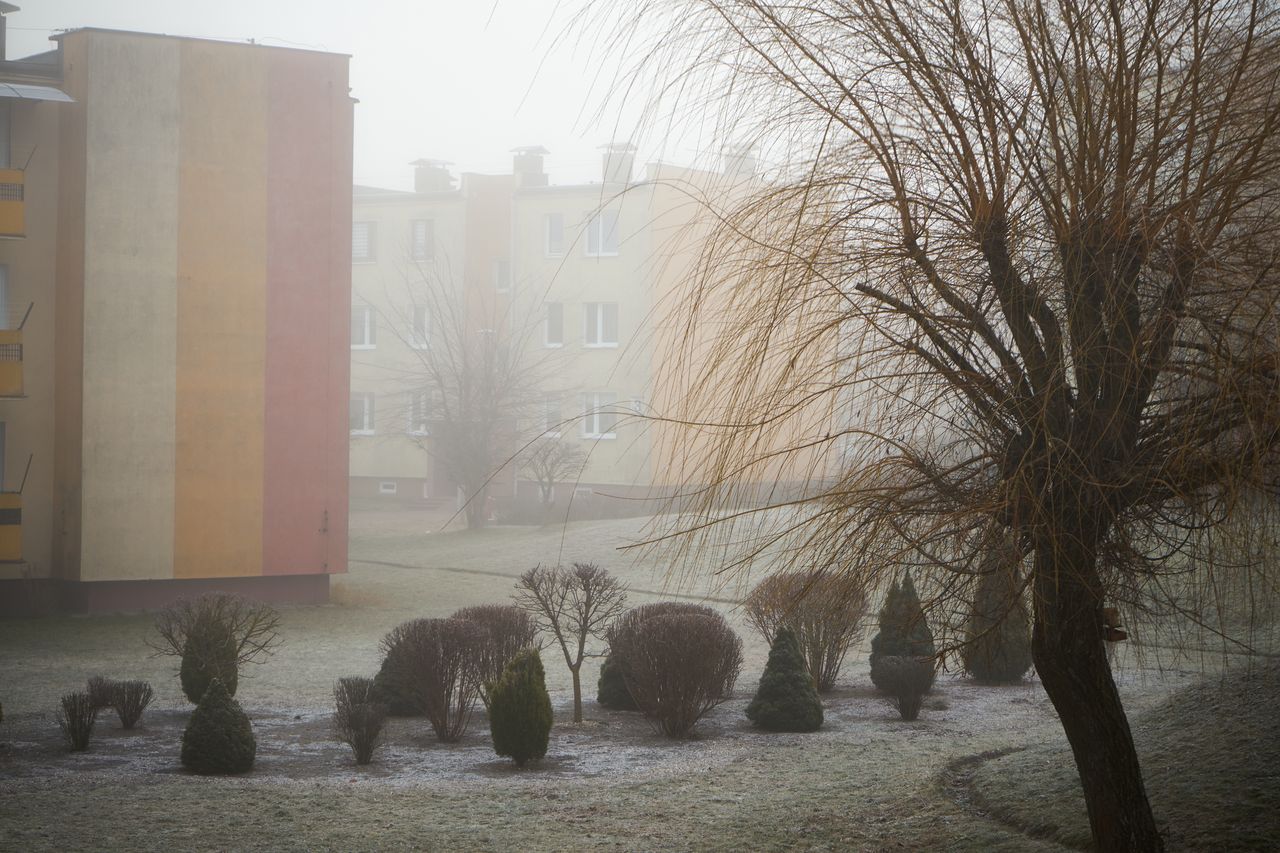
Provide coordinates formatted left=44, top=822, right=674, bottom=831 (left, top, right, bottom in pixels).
left=0, top=3, right=20, bottom=15
left=511, top=145, right=550, bottom=155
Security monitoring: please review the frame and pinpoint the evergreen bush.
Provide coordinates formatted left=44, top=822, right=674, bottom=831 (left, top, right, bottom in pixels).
left=180, top=621, right=239, bottom=704
left=180, top=678, right=256, bottom=775
left=372, top=619, right=429, bottom=716
left=962, top=552, right=1034, bottom=684
left=869, top=574, right=936, bottom=691
left=56, top=691, right=97, bottom=751
left=111, top=680, right=155, bottom=729
left=596, top=652, right=639, bottom=710
left=488, top=648, right=553, bottom=767
left=746, top=627, right=824, bottom=732
left=333, top=676, right=387, bottom=765
left=153, top=593, right=281, bottom=704
left=878, top=656, right=936, bottom=721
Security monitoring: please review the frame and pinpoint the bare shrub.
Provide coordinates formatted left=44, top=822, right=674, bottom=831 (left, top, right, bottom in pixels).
left=333, top=676, right=387, bottom=765
left=452, top=604, right=538, bottom=708
left=878, top=657, right=936, bottom=722
left=56, top=691, right=97, bottom=751
left=514, top=563, right=628, bottom=723
left=85, top=676, right=116, bottom=711
left=378, top=617, right=485, bottom=742
left=744, top=570, right=870, bottom=692
left=152, top=593, right=282, bottom=703
left=612, top=611, right=743, bottom=738
left=111, top=681, right=154, bottom=729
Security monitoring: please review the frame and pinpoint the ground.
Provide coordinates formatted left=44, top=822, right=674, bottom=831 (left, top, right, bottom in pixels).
left=0, top=511, right=1272, bottom=851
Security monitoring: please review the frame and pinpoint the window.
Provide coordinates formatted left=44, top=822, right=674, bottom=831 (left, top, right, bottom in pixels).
left=410, top=304, right=429, bottom=349
left=351, top=304, right=376, bottom=349
left=544, top=213, right=565, bottom=256
left=493, top=258, right=512, bottom=294
left=350, top=392, right=375, bottom=435
left=542, top=395, right=563, bottom=437
left=352, top=221, right=376, bottom=262
left=409, top=219, right=434, bottom=261
left=585, top=210, right=619, bottom=257
left=408, top=390, right=431, bottom=436
left=379, top=481, right=398, bottom=495
left=583, top=303, right=619, bottom=347
left=581, top=391, right=617, bottom=439
left=544, top=302, right=564, bottom=347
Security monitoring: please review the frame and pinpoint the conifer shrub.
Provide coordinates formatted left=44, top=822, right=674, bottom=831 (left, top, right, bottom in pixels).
left=333, top=676, right=387, bottom=765
left=869, top=574, right=936, bottom=692
left=611, top=609, right=743, bottom=738
left=596, top=652, right=639, bottom=710
left=745, top=570, right=871, bottom=692
left=180, top=677, right=256, bottom=775
left=746, top=627, right=824, bottom=732
left=452, top=604, right=538, bottom=708
left=86, top=675, right=117, bottom=711
left=372, top=619, right=429, bottom=716
left=488, top=648, right=553, bottom=767
left=56, top=691, right=97, bottom=751
left=180, top=622, right=239, bottom=704
left=153, top=593, right=281, bottom=704
left=111, top=681, right=155, bottom=730
left=878, top=656, right=936, bottom=721
left=961, top=551, right=1034, bottom=684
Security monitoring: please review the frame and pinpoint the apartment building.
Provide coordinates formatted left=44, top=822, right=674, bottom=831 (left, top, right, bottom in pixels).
left=0, top=10, right=352, bottom=613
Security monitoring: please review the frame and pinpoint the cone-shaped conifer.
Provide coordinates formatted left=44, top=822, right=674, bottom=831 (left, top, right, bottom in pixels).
left=180, top=677, right=256, bottom=775
left=488, top=648, right=553, bottom=767
left=962, top=562, right=1033, bottom=683
left=179, top=623, right=239, bottom=704
left=869, top=574, right=936, bottom=691
left=746, top=627, right=823, bottom=732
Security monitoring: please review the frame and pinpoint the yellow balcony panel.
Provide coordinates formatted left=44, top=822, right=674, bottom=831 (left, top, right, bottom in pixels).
left=0, top=492, right=21, bottom=562
left=0, top=328, right=22, bottom=397
left=0, top=168, right=24, bottom=238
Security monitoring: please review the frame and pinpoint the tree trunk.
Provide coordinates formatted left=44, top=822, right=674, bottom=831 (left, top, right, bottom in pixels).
left=570, top=665, right=583, bottom=723
left=1032, top=537, right=1164, bottom=852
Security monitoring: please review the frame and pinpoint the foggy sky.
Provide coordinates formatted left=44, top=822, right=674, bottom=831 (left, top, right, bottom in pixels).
left=7, top=0, right=658, bottom=189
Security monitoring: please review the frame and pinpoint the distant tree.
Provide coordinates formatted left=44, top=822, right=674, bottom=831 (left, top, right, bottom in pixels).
left=521, top=437, right=588, bottom=518
left=514, top=563, right=628, bottom=723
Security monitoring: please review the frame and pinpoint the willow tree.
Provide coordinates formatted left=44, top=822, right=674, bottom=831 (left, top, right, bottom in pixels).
left=600, top=0, right=1280, bottom=849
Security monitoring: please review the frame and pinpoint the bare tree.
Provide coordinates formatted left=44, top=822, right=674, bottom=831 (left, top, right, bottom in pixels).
left=521, top=437, right=588, bottom=517
left=514, top=563, right=629, bottom=722
left=151, top=593, right=282, bottom=668
left=601, top=0, right=1280, bottom=849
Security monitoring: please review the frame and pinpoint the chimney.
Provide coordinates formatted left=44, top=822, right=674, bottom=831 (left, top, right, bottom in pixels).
left=601, top=142, right=636, bottom=185
left=511, top=146, right=549, bottom=188
left=723, top=144, right=758, bottom=179
left=410, top=159, right=455, bottom=193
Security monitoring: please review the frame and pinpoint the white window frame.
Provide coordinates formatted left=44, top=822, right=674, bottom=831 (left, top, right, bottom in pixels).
left=351, top=304, right=376, bottom=350
left=352, top=221, right=377, bottom=263
left=379, top=481, right=398, bottom=495
left=581, top=391, right=618, bottom=440
left=584, top=210, right=619, bottom=257
left=542, top=395, right=562, bottom=438
left=408, top=390, right=431, bottom=436
left=409, top=219, right=433, bottom=261
left=544, top=213, right=565, bottom=257
left=583, top=302, right=619, bottom=348
left=410, top=304, right=430, bottom=350
left=350, top=392, right=375, bottom=436
left=544, top=302, right=564, bottom=348
left=494, top=258, right=512, bottom=294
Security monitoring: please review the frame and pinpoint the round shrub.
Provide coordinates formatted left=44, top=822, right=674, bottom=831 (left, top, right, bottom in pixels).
left=372, top=619, right=429, bottom=716
left=452, top=604, right=538, bottom=708
left=878, top=656, right=936, bottom=721
left=181, top=677, right=256, bottom=775
left=746, top=627, right=823, bottom=732
left=962, top=550, right=1033, bottom=684
left=869, top=574, right=936, bottom=691
left=596, top=652, right=639, bottom=710
left=611, top=608, right=743, bottom=738
left=373, top=618, right=485, bottom=741
left=489, top=648, right=553, bottom=767
left=180, top=621, right=239, bottom=704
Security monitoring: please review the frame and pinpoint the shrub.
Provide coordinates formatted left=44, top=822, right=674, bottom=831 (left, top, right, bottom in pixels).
left=489, top=648, right=553, bottom=767
left=372, top=619, right=429, bottom=716
left=86, top=675, right=117, bottom=711
left=375, top=617, right=485, bottom=742
left=746, top=627, right=824, bottom=732
left=333, top=676, right=387, bottom=765
left=611, top=609, right=743, bottom=738
left=745, top=570, right=870, bottom=692
left=961, top=549, right=1033, bottom=684
left=878, top=656, right=936, bottom=721
left=111, top=681, right=155, bottom=729
left=181, top=678, right=256, bottom=774
left=152, top=593, right=281, bottom=704
left=452, top=604, right=538, bottom=708
left=596, top=652, right=639, bottom=710
left=869, top=574, right=936, bottom=691
left=56, top=691, right=97, bottom=751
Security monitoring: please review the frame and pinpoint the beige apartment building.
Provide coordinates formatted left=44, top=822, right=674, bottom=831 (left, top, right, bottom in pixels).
left=350, top=145, right=749, bottom=518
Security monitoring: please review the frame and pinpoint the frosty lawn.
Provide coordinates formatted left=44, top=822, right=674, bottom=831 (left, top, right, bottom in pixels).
left=0, top=514, right=1267, bottom=851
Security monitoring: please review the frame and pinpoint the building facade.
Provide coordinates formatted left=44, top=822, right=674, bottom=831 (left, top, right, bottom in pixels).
left=0, top=13, right=352, bottom=613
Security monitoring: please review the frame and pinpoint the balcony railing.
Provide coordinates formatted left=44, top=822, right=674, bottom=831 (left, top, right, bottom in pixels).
left=0, top=455, right=31, bottom=562
left=0, top=168, right=24, bottom=238
left=0, top=304, right=32, bottom=398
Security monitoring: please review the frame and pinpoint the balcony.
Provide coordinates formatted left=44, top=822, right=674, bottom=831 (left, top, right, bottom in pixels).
left=0, top=168, right=24, bottom=238
left=0, top=455, right=29, bottom=562
left=0, top=305, right=31, bottom=397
